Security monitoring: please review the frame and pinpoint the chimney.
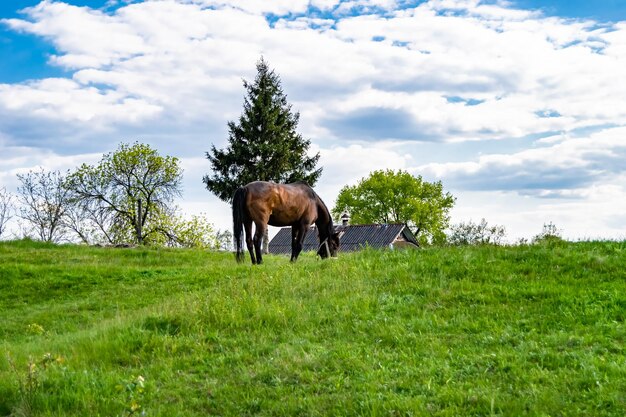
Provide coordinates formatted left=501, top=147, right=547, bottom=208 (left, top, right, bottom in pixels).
left=341, top=212, right=350, bottom=226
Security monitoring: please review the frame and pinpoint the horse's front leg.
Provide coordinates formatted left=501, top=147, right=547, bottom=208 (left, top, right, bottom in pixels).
left=290, top=225, right=301, bottom=262
left=291, top=223, right=307, bottom=262
left=253, top=222, right=266, bottom=264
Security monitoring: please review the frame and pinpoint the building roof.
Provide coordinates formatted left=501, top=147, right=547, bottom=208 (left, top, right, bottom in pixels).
left=268, top=223, right=418, bottom=255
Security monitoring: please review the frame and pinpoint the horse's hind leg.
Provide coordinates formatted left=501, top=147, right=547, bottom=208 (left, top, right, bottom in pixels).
left=244, top=220, right=256, bottom=264
left=253, top=222, right=266, bottom=264
left=291, top=223, right=307, bottom=262
left=290, top=226, right=300, bottom=262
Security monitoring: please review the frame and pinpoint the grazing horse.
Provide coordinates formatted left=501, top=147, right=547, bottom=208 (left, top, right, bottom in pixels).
left=232, top=181, right=340, bottom=264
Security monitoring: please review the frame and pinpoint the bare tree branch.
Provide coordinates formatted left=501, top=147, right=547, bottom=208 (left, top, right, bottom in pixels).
left=0, top=187, right=14, bottom=239
left=16, top=169, right=72, bottom=243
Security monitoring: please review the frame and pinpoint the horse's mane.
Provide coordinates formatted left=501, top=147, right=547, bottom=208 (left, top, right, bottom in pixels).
left=309, top=186, right=334, bottom=236
left=291, top=181, right=334, bottom=234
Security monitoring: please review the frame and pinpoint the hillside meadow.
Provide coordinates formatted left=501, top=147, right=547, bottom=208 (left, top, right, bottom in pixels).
left=0, top=239, right=624, bottom=416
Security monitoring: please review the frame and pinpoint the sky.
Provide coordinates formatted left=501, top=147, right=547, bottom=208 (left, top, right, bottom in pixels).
left=1, top=0, right=625, bottom=242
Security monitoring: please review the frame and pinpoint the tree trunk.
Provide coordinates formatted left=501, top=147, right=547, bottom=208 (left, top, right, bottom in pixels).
left=136, top=198, right=143, bottom=245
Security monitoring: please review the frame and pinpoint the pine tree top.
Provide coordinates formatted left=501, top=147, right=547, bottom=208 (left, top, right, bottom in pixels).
left=204, top=57, right=322, bottom=202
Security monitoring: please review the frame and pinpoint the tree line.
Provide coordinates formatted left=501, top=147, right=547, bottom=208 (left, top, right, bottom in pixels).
left=2, top=57, right=549, bottom=248
left=0, top=163, right=559, bottom=247
left=0, top=143, right=231, bottom=248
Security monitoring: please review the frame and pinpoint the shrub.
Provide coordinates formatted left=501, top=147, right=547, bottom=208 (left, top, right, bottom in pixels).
left=447, top=218, right=507, bottom=246
left=532, top=222, right=564, bottom=244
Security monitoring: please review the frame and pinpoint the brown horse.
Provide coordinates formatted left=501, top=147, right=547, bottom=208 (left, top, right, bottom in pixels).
left=232, top=181, right=340, bottom=264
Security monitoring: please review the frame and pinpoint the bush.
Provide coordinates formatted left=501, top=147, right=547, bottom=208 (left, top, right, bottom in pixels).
left=532, top=222, right=564, bottom=244
left=447, top=218, right=506, bottom=246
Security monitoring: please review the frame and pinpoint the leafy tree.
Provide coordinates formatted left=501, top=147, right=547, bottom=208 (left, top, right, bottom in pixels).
left=0, top=187, right=15, bottom=239
left=142, top=207, right=224, bottom=249
left=447, top=218, right=506, bottom=246
left=332, top=169, right=455, bottom=245
left=66, top=142, right=183, bottom=245
left=203, top=57, right=322, bottom=200
left=16, top=169, right=73, bottom=242
left=215, top=229, right=234, bottom=251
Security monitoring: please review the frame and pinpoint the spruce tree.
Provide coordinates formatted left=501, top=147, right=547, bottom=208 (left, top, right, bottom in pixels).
left=203, top=57, right=322, bottom=202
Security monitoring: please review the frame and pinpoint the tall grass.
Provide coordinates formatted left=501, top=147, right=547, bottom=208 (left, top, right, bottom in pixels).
left=1, top=239, right=625, bottom=416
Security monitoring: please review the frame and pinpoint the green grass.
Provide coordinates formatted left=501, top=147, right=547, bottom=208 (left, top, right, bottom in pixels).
left=1, top=239, right=625, bottom=416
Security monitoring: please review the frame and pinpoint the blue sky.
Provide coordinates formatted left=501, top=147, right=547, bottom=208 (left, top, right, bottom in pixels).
left=3, top=1, right=626, bottom=82
left=513, top=0, right=626, bottom=21
left=1, top=0, right=626, bottom=241
left=0, top=1, right=107, bottom=81
left=2, top=0, right=624, bottom=83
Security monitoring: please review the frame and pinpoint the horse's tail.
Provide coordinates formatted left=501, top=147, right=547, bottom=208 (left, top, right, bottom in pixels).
left=232, top=187, right=247, bottom=263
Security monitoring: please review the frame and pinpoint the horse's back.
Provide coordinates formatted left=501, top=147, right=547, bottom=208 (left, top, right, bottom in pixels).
left=243, top=181, right=318, bottom=226
left=245, top=181, right=314, bottom=200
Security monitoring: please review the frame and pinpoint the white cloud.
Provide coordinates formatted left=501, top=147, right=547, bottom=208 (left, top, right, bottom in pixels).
left=181, top=0, right=315, bottom=15
left=314, top=143, right=412, bottom=197
left=3, top=0, right=625, bottom=139
left=5, top=1, right=148, bottom=69
left=0, top=78, right=162, bottom=124
left=310, top=0, right=342, bottom=10
left=334, top=0, right=398, bottom=14
left=419, top=126, right=626, bottom=194
left=1, top=0, right=626, bottom=240
left=450, top=184, right=626, bottom=242
left=0, top=145, right=101, bottom=191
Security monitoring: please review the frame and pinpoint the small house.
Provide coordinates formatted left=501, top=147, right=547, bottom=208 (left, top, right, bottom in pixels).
left=268, top=216, right=419, bottom=255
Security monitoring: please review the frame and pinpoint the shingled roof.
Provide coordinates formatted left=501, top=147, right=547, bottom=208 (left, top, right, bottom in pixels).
left=268, top=223, right=419, bottom=255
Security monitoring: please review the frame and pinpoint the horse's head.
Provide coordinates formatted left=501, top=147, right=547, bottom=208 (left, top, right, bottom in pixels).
left=318, top=231, right=340, bottom=259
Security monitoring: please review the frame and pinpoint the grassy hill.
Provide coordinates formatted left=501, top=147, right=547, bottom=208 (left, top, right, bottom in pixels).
left=0, top=239, right=624, bottom=416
